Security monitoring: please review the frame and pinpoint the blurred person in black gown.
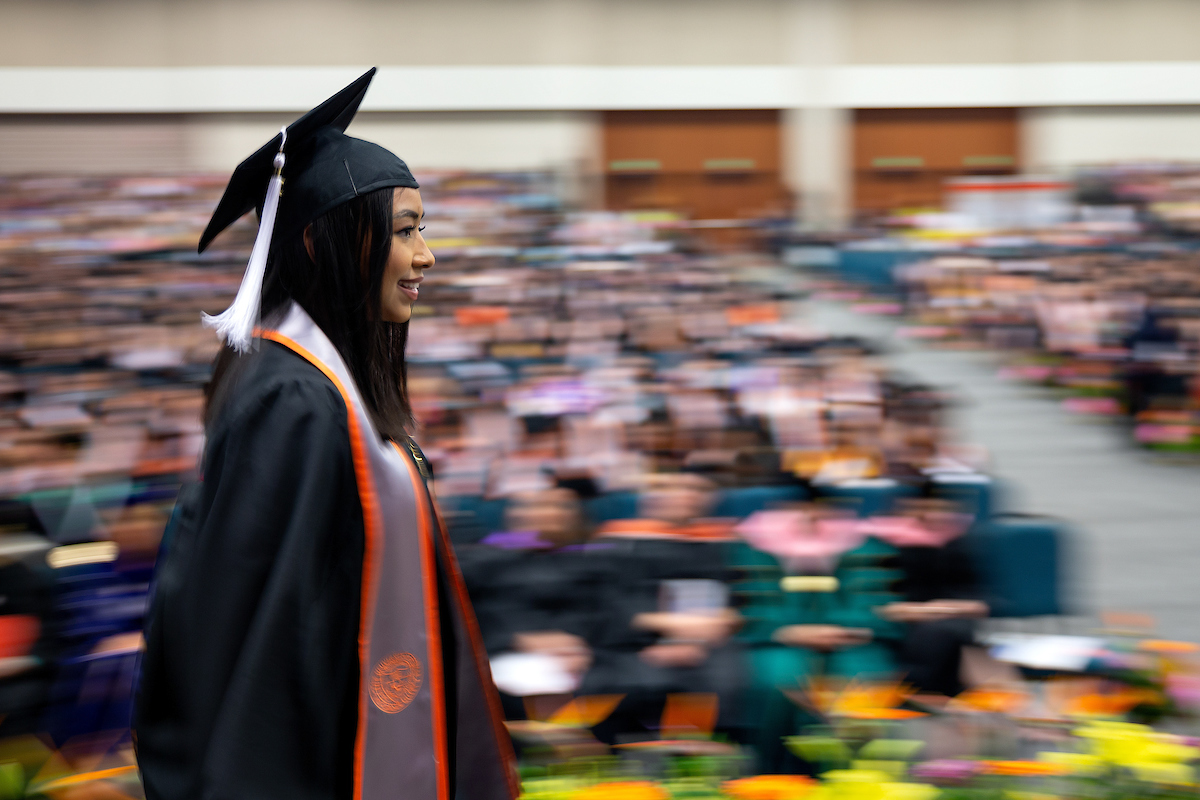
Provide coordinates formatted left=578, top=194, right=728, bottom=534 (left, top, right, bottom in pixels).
left=135, top=71, right=516, bottom=800
left=459, top=488, right=605, bottom=718
left=588, top=474, right=745, bottom=741
left=873, top=498, right=987, bottom=697
left=0, top=500, right=58, bottom=737
left=1123, top=305, right=1188, bottom=417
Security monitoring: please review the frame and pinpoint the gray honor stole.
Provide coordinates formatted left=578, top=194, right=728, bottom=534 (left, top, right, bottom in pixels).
left=263, top=302, right=518, bottom=800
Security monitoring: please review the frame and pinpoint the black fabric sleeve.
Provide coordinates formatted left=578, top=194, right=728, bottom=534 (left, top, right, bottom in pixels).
left=136, top=364, right=364, bottom=800
left=895, top=538, right=983, bottom=603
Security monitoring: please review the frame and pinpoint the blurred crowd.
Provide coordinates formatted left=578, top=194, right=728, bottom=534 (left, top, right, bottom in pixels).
left=0, top=170, right=1036, bottom=773
left=0, top=174, right=246, bottom=746
left=820, top=163, right=1200, bottom=452
left=895, top=245, right=1200, bottom=450
left=396, top=178, right=1010, bottom=771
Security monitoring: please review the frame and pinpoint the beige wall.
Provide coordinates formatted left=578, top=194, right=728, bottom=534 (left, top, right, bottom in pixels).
left=193, top=111, right=602, bottom=173
left=1023, top=106, right=1200, bottom=173
left=0, top=114, right=190, bottom=173
left=0, top=111, right=601, bottom=175
left=5, top=0, right=1200, bottom=69
left=844, top=0, right=1200, bottom=64
left=0, top=0, right=789, bottom=67
left=348, top=112, right=600, bottom=173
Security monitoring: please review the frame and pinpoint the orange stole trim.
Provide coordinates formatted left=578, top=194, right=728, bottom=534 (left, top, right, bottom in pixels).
left=429, top=501, right=521, bottom=799
left=395, top=442, right=450, bottom=800
left=598, top=519, right=675, bottom=538
left=259, top=332, right=382, bottom=800
left=598, top=519, right=736, bottom=541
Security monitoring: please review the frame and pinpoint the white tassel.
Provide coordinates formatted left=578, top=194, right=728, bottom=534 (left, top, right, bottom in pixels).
left=203, top=127, right=288, bottom=353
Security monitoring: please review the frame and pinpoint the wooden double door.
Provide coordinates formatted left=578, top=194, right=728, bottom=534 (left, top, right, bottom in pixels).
left=601, top=110, right=790, bottom=222
left=853, top=107, right=1020, bottom=216
left=600, top=107, right=1020, bottom=223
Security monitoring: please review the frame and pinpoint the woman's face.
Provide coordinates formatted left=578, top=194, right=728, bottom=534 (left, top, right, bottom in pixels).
left=381, top=187, right=434, bottom=323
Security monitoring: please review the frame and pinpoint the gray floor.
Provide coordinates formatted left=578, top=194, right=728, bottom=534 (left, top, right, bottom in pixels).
left=807, top=300, right=1200, bottom=643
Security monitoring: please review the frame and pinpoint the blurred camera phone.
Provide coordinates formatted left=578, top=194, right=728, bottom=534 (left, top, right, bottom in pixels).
left=659, top=579, right=728, bottom=615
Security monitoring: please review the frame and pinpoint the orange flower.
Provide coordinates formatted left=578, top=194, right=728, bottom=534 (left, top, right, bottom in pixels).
left=723, top=775, right=817, bottom=800
left=807, top=679, right=924, bottom=719
left=955, top=687, right=1028, bottom=714
left=980, top=761, right=1072, bottom=777
left=1139, top=640, right=1200, bottom=655
left=1064, top=688, right=1162, bottom=717
left=842, top=708, right=926, bottom=721
left=573, top=781, right=669, bottom=800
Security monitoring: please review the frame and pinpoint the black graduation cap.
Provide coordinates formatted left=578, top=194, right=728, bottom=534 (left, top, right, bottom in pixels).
left=199, top=67, right=420, bottom=351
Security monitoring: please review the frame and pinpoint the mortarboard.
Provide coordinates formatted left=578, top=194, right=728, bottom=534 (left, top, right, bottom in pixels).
left=200, top=67, right=419, bottom=352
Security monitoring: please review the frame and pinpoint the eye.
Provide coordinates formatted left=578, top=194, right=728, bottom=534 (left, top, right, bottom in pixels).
left=395, top=225, right=415, bottom=238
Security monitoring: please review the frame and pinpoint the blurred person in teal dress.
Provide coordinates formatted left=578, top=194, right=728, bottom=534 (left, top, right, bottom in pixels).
left=731, top=505, right=899, bottom=772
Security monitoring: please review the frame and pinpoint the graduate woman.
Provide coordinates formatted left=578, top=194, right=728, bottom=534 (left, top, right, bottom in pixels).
left=134, top=70, right=518, bottom=800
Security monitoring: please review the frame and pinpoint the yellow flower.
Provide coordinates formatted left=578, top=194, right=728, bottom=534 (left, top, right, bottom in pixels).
left=1127, top=761, right=1195, bottom=786
left=1037, top=752, right=1105, bottom=777
left=518, top=777, right=582, bottom=800
left=573, top=781, right=669, bottom=800
left=820, top=770, right=893, bottom=800
left=1074, top=720, right=1200, bottom=767
left=817, top=770, right=937, bottom=800
left=878, top=783, right=939, bottom=800
left=1143, top=740, right=1200, bottom=763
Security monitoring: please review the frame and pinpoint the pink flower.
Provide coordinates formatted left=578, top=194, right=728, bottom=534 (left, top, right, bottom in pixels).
left=910, top=760, right=983, bottom=785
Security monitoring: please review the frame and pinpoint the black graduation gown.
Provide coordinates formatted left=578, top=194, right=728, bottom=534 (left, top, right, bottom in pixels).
left=581, top=535, right=745, bottom=739
left=888, top=538, right=984, bottom=696
left=457, top=543, right=607, bottom=657
left=135, top=343, right=388, bottom=800
left=0, top=547, right=59, bottom=738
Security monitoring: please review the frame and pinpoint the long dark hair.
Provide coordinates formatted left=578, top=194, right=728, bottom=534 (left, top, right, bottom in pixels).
left=204, top=187, right=412, bottom=440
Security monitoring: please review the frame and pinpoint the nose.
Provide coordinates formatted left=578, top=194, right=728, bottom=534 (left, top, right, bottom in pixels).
left=414, top=233, right=435, bottom=270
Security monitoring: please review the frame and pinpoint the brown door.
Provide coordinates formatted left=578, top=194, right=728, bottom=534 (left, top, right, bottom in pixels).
left=602, top=110, right=790, bottom=222
left=853, top=108, right=1019, bottom=217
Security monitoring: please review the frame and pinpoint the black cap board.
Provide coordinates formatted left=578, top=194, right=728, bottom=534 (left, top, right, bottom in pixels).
left=198, top=67, right=419, bottom=253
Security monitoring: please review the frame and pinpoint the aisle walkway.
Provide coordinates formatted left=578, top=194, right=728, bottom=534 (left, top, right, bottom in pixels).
left=807, top=300, right=1200, bottom=643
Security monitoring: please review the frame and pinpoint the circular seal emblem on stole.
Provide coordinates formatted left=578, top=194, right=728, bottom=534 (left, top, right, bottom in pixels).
left=369, top=652, right=422, bottom=713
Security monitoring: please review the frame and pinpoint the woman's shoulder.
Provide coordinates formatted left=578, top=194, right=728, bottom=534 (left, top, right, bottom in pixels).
left=212, top=341, right=349, bottom=438
left=197, top=343, right=361, bottom=507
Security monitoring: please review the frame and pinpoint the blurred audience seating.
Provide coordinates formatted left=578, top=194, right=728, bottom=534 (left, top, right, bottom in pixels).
left=0, top=171, right=1069, bottom=765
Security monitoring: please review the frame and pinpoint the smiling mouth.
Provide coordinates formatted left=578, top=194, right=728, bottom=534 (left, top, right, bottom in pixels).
left=398, top=280, right=420, bottom=301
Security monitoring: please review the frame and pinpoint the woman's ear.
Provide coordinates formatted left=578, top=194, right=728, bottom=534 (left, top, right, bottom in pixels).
left=303, top=225, right=316, bottom=262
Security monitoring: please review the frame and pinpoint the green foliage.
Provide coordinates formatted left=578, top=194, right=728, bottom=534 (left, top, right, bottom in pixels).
left=785, top=735, right=853, bottom=768
left=0, top=763, right=23, bottom=800
left=857, top=740, right=925, bottom=761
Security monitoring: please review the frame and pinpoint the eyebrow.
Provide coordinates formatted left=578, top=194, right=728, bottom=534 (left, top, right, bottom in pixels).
left=393, top=209, right=424, bottom=222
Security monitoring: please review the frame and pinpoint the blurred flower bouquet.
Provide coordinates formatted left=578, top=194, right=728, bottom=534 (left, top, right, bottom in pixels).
left=515, top=670, right=1200, bottom=800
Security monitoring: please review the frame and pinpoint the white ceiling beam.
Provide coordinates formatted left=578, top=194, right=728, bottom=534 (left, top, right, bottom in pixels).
left=2, top=63, right=1200, bottom=113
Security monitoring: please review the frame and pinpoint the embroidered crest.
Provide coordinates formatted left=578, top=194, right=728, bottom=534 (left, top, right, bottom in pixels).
left=369, top=652, right=422, bottom=713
